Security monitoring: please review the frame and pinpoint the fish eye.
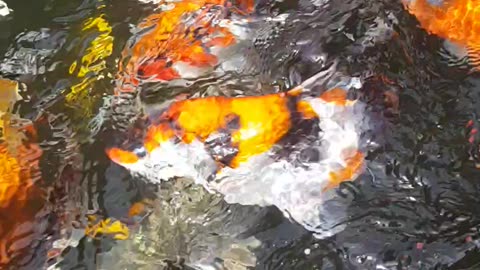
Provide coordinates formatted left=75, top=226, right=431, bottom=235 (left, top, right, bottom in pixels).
left=133, top=147, right=147, bottom=158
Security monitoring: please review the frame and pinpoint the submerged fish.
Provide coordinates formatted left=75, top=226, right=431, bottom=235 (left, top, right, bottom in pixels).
left=403, top=0, right=480, bottom=67
left=117, top=0, right=256, bottom=92
left=106, top=72, right=367, bottom=237
left=95, top=0, right=261, bottom=136
left=0, top=79, right=46, bottom=266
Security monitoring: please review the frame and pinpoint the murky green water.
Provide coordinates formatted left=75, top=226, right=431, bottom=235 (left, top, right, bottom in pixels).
left=1, top=0, right=480, bottom=269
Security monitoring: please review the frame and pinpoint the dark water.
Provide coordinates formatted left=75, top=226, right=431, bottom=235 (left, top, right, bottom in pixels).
left=1, top=0, right=480, bottom=269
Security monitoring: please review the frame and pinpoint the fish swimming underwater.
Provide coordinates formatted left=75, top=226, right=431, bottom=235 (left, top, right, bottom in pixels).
left=0, top=79, right=46, bottom=266
left=106, top=71, right=368, bottom=237
left=116, top=0, right=257, bottom=92
left=403, top=0, right=480, bottom=68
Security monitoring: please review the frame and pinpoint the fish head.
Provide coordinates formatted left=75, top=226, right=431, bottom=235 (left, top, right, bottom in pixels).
left=105, top=125, right=151, bottom=173
left=105, top=115, right=155, bottom=171
left=106, top=117, right=217, bottom=184
left=107, top=141, right=218, bottom=184
left=106, top=146, right=146, bottom=170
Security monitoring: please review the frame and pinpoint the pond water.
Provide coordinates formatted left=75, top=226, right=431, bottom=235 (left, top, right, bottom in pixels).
left=1, top=0, right=480, bottom=269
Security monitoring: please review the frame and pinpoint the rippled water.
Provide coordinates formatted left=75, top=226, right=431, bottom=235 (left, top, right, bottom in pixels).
left=2, top=0, right=480, bottom=269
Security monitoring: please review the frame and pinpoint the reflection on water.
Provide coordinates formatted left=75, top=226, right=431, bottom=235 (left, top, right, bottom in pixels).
left=1, top=0, right=480, bottom=269
left=66, top=9, right=113, bottom=121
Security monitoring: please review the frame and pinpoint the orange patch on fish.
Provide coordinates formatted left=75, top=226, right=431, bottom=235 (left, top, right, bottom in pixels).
left=238, top=0, right=255, bottom=13
left=324, top=151, right=364, bottom=192
left=228, top=94, right=293, bottom=167
left=107, top=148, right=140, bottom=165
left=206, top=34, right=237, bottom=48
left=178, top=44, right=219, bottom=66
left=128, top=199, right=154, bottom=217
left=0, top=148, right=23, bottom=206
left=319, top=88, right=349, bottom=106
left=161, top=93, right=297, bottom=167
left=158, top=95, right=286, bottom=161
left=137, top=59, right=180, bottom=81
left=297, top=100, right=318, bottom=119
left=144, top=122, right=176, bottom=152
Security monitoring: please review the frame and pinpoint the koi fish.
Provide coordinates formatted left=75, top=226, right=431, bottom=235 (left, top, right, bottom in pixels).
left=403, top=0, right=480, bottom=67
left=117, top=0, right=256, bottom=91
left=0, top=79, right=46, bottom=266
left=106, top=71, right=367, bottom=236
left=92, top=0, right=258, bottom=135
left=0, top=138, right=44, bottom=267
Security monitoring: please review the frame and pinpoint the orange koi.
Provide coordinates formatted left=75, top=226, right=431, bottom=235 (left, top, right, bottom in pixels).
left=107, top=72, right=364, bottom=190
left=116, top=0, right=256, bottom=92
left=404, top=0, right=480, bottom=66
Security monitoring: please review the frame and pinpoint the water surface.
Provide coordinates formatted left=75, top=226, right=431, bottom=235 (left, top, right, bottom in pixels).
left=1, top=0, right=480, bottom=269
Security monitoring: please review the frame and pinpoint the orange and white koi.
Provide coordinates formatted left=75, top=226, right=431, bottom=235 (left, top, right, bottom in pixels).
left=403, top=0, right=480, bottom=66
left=116, top=0, right=256, bottom=93
left=106, top=72, right=366, bottom=236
